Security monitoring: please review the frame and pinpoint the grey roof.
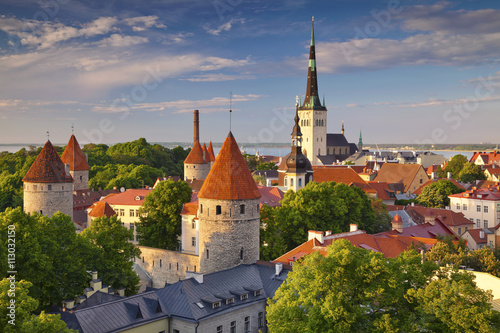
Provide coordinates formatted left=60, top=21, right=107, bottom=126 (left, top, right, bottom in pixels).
left=349, top=143, right=358, bottom=155
left=61, top=262, right=291, bottom=332
left=326, top=133, right=349, bottom=147
left=74, top=291, right=123, bottom=311
left=252, top=169, right=279, bottom=178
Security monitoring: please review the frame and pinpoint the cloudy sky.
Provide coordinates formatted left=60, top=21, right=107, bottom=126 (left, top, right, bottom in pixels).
left=0, top=0, right=499, bottom=145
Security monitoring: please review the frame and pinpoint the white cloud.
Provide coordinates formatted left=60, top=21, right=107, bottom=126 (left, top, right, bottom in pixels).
left=203, top=18, right=245, bottom=36
left=122, top=15, right=166, bottom=31
left=182, top=74, right=256, bottom=82
left=97, top=34, right=149, bottom=47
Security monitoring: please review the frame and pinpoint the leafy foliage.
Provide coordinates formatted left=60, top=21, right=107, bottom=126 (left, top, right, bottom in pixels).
left=137, top=179, right=192, bottom=250
left=0, top=279, right=75, bottom=332
left=259, top=182, right=391, bottom=261
left=0, top=208, right=140, bottom=312
left=439, top=154, right=468, bottom=179
left=458, top=162, right=487, bottom=183
left=267, top=240, right=500, bottom=332
left=417, top=179, right=464, bottom=208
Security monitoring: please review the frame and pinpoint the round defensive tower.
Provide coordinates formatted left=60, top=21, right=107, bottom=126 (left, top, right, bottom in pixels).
left=197, top=132, right=261, bottom=274
left=22, top=140, right=74, bottom=219
left=61, top=134, right=90, bottom=191
left=184, top=140, right=210, bottom=181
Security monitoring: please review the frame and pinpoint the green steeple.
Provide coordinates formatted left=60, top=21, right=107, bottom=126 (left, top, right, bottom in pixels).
left=358, top=130, right=363, bottom=150
left=299, top=17, right=326, bottom=111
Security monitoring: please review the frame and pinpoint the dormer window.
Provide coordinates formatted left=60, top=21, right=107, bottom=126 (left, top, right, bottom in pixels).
left=213, top=301, right=221, bottom=309
left=226, top=297, right=235, bottom=305
left=254, top=289, right=262, bottom=296
left=240, top=293, right=248, bottom=301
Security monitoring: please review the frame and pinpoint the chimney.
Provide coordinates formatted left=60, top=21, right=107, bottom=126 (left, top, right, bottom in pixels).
left=349, top=224, right=358, bottom=232
left=65, top=163, right=70, bottom=177
left=275, top=262, right=283, bottom=276
left=447, top=172, right=452, bottom=179
left=116, top=287, right=126, bottom=297
left=92, top=271, right=98, bottom=280
left=63, top=299, right=75, bottom=310
left=431, top=172, right=436, bottom=180
left=193, top=110, right=200, bottom=143
left=325, top=230, right=332, bottom=236
left=308, top=230, right=323, bottom=244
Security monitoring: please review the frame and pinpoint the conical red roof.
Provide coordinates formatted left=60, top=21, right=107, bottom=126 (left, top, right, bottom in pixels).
left=207, top=141, right=216, bottom=162
left=23, top=141, right=74, bottom=183
left=184, top=140, right=207, bottom=164
left=61, top=135, right=90, bottom=171
left=202, top=143, right=208, bottom=162
left=198, top=132, right=261, bottom=200
left=88, top=201, right=116, bottom=218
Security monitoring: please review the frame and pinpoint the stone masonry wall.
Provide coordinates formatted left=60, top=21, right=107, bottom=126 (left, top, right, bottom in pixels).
left=198, top=198, right=260, bottom=274
left=70, top=170, right=89, bottom=191
left=23, top=182, right=73, bottom=220
left=184, top=163, right=210, bottom=181
left=136, top=246, right=200, bottom=287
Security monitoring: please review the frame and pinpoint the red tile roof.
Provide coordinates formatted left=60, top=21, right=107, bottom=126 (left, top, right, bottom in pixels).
left=207, top=141, right=216, bottom=162
left=449, top=186, right=500, bottom=201
left=367, top=181, right=395, bottom=200
left=374, top=163, right=427, bottom=192
left=257, top=185, right=285, bottom=207
left=88, top=201, right=116, bottom=218
left=202, top=143, right=208, bottom=161
left=470, top=151, right=500, bottom=164
left=23, top=140, right=74, bottom=183
left=405, top=206, right=474, bottom=227
left=101, top=189, right=151, bottom=206
left=376, top=217, right=457, bottom=240
left=181, top=201, right=199, bottom=215
left=184, top=140, right=206, bottom=164
left=464, top=229, right=489, bottom=244
left=413, top=178, right=465, bottom=196
left=485, top=167, right=500, bottom=176
left=61, top=135, right=90, bottom=171
left=198, top=132, right=261, bottom=200
left=186, top=179, right=205, bottom=192
left=312, top=166, right=376, bottom=194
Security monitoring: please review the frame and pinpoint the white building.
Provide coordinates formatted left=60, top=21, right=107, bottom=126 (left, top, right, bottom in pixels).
left=449, top=185, right=500, bottom=229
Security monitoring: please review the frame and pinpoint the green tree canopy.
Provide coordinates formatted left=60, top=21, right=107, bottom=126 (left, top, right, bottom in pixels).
left=458, top=162, right=487, bottom=183
left=267, top=240, right=500, bottom=332
left=259, top=182, right=390, bottom=261
left=442, top=154, right=468, bottom=179
left=0, top=279, right=75, bottom=332
left=137, top=179, right=192, bottom=250
left=417, top=179, right=464, bottom=208
left=80, top=215, right=141, bottom=296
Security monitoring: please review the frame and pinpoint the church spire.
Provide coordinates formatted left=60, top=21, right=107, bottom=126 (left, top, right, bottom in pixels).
left=341, top=120, right=345, bottom=135
left=299, top=17, right=326, bottom=111
left=358, top=129, right=363, bottom=151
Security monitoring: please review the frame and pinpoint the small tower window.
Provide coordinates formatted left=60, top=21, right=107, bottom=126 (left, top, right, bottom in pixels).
left=200, top=204, right=203, bottom=214
left=240, top=248, right=244, bottom=260
left=80, top=176, right=82, bottom=181
left=298, top=178, right=302, bottom=187
left=206, top=249, right=209, bottom=259
left=216, top=205, right=221, bottom=215
left=48, top=185, right=52, bottom=190
left=290, top=178, right=294, bottom=187
left=240, top=204, right=245, bottom=214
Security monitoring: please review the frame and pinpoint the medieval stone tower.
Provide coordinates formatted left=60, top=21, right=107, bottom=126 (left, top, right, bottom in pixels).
left=22, top=140, right=74, bottom=219
left=196, top=132, right=261, bottom=274
left=61, top=134, right=89, bottom=191
left=285, top=100, right=313, bottom=191
left=298, top=18, right=328, bottom=166
left=184, top=110, right=211, bottom=180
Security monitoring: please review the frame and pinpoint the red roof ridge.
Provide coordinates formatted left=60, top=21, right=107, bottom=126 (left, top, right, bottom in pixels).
left=184, top=140, right=207, bottom=164
left=207, top=141, right=216, bottom=162
left=198, top=132, right=261, bottom=200
left=23, top=140, right=74, bottom=183
left=88, top=201, right=116, bottom=218
left=61, top=135, right=90, bottom=171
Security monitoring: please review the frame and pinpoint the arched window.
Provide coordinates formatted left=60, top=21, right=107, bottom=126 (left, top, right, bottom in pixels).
left=290, top=178, right=294, bottom=187
left=298, top=178, right=302, bottom=187
left=284, top=178, right=287, bottom=186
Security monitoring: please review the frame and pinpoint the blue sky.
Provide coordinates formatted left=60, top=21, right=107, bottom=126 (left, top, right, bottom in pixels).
left=0, top=0, right=499, bottom=145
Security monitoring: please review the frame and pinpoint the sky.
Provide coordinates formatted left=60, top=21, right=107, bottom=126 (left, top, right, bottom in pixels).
left=0, top=0, right=499, bottom=146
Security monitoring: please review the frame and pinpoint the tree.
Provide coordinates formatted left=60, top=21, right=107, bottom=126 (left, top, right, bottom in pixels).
left=137, top=179, right=192, bottom=249
left=267, top=240, right=500, bottom=332
left=256, top=161, right=278, bottom=171
left=0, top=279, right=75, bottom=332
left=259, top=182, right=387, bottom=261
left=418, top=179, right=464, bottom=208
left=0, top=208, right=90, bottom=311
left=443, top=154, right=468, bottom=179
left=80, top=216, right=141, bottom=296
left=458, top=162, right=487, bottom=183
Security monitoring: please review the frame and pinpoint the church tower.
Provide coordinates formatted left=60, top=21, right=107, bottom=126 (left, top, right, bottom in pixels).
left=197, top=132, right=261, bottom=274
left=61, top=134, right=89, bottom=191
left=23, top=140, right=74, bottom=219
left=285, top=99, right=313, bottom=191
left=358, top=130, right=363, bottom=151
left=298, top=17, right=327, bottom=166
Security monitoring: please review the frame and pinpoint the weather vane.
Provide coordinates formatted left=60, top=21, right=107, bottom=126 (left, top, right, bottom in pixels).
left=71, top=124, right=74, bottom=134
left=229, top=91, right=233, bottom=131
left=46, top=131, right=50, bottom=141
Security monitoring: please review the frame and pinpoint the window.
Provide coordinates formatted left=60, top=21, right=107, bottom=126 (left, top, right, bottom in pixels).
left=212, top=301, right=221, bottom=309
left=177, top=262, right=179, bottom=271
left=244, top=316, right=250, bottom=332
left=33, top=185, right=37, bottom=191
left=284, top=178, right=287, bottom=186
left=458, top=227, right=462, bottom=235
left=48, top=185, right=52, bottom=190
left=120, top=209, right=125, bottom=216
left=477, top=205, right=481, bottom=212
left=192, top=220, right=196, bottom=229
left=173, top=330, right=179, bottom=333
left=130, top=209, right=135, bottom=217
left=254, top=289, right=262, bottom=296
left=420, top=178, right=423, bottom=184
left=240, top=204, right=245, bottom=214
left=477, top=219, right=481, bottom=228
left=484, top=206, right=489, bottom=213
left=258, top=312, right=264, bottom=328
left=136, top=209, right=139, bottom=216
left=456, top=203, right=460, bottom=210
left=240, top=248, right=244, bottom=260
left=290, top=178, right=294, bottom=187
left=200, top=204, right=203, bottom=214
left=463, top=204, right=467, bottom=211
left=130, top=223, right=134, bottom=231
left=240, top=293, right=248, bottom=300
left=206, top=249, right=209, bottom=259
left=62, top=186, right=64, bottom=190
left=298, top=178, right=302, bottom=187
left=226, top=297, right=234, bottom=305
left=484, top=220, right=488, bottom=228
left=230, top=321, right=236, bottom=333
left=160, top=259, right=162, bottom=267
left=192, top=237, right=196, bottom=247
left=217, top=326, right=223, bottom=333
left=216, top=205, right=221, bottom=215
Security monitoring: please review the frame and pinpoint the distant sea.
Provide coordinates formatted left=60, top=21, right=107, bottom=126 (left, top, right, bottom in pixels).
left=0, top=144, right=475, bottom=161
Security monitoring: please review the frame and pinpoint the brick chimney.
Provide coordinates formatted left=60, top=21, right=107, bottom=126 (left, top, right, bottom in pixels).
left=193, top=110, right=199, bottom=143
left=308, top=230, right=324, bottom=244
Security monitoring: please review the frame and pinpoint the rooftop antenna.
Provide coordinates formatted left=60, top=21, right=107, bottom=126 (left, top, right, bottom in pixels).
left=229, top=91, right=232, bottom=132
